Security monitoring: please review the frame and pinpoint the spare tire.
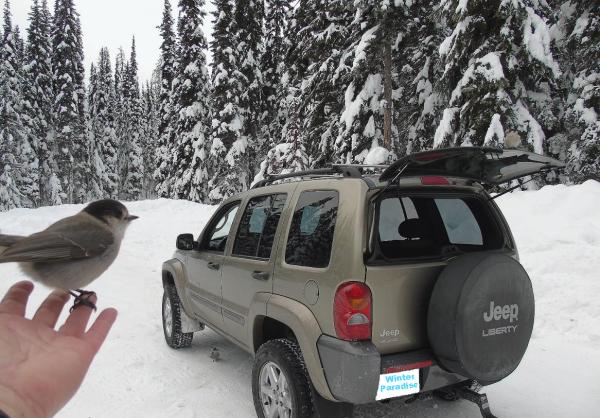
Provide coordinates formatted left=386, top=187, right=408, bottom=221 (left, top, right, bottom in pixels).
left=427, top=252, right=534, bottom=385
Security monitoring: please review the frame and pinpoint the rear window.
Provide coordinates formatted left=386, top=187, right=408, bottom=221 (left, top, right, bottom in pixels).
left=374, top=194, right=503, bottom=260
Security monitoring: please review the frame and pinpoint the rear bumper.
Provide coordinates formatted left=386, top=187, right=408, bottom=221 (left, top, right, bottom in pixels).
left=316, top=335, right=466, bottom=404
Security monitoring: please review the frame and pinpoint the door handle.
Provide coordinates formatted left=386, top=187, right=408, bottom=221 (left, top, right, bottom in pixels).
left=207, top=262, right=220, bottom=271
left=251, top=271, right=270, bottom=281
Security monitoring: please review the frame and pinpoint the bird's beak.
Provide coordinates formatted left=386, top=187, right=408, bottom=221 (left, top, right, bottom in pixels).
left=126, top=215, right=139, bottom=221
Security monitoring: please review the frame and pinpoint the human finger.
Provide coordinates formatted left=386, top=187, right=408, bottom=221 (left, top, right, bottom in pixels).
left=32, top=290, right=70, bottom=328
left=0, top=281, right=34, bottom=316
left=59, top=293, right=98, bottom=337
left=84, top=308, right=118, bottom=353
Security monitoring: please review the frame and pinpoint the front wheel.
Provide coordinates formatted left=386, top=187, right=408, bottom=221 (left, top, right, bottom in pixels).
left=162, top=284, right=193, bottom=349
left=252, top=339, right=315, bottom=418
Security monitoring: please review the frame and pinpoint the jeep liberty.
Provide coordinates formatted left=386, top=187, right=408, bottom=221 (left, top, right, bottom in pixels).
left=160, top=147, right=564, bottom=418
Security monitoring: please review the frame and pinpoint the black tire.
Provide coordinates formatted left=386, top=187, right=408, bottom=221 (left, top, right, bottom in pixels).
left=162, top=284, right=193, bottom=349
left=252, top=339, right=315, bottom=418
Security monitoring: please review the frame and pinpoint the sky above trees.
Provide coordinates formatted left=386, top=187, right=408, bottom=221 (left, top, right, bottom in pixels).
left=12, top=0, right=215, bottom=81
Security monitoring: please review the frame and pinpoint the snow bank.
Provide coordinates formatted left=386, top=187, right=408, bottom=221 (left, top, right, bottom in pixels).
left=1, top=182, right=599, bottom=417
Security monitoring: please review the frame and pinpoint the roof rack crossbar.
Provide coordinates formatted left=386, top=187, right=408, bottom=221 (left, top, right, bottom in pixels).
left=252, top=166, right=366, bottom=189
left=251, top=163, right=393, bottom=189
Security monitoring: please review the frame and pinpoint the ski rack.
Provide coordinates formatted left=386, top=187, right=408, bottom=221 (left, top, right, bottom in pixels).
left=251, top=164, right=390, bottom=189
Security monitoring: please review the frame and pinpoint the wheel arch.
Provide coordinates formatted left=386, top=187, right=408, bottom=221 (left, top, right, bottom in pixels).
left=162, top=258, right=202, bottom=333
left=250, top=293, right=336, bottom=401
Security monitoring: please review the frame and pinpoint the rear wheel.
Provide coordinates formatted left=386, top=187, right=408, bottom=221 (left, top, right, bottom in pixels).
left=162, top=284, right=193, bottom=349
left=252, top=339, right=315, bottom=418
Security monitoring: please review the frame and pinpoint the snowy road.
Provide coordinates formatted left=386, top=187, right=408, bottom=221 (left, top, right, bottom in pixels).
left=1, top=182, right=599, bottom=417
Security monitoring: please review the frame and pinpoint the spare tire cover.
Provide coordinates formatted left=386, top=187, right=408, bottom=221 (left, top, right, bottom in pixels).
left=427, top=253, right=534, bottom=384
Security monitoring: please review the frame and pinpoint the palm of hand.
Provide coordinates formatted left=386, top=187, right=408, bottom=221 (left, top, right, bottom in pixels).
left=0, top=282, right=117, bottom=418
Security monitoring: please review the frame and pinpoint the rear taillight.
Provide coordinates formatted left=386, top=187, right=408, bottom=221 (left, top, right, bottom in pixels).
left=334, top=282, right=372, bottom=341
left=420, top=176, right=450, bottom=185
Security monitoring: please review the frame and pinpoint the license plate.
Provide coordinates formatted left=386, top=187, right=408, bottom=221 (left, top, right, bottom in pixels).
left=375, top=369, right=420, bottom=400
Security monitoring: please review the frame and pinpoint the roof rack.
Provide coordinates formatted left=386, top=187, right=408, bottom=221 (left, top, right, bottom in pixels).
left=251, top=164, right=390, bottom=189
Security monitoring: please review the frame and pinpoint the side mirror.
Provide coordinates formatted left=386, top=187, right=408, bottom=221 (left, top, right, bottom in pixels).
left=176, top=233, right=195, bottom=250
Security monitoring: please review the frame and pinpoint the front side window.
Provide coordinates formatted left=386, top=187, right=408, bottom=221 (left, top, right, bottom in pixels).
left=233, top=194, right=287, bottom=259
left=285, top=190, right=339, bottom=268
left=203, top=203, right=240, bottom=253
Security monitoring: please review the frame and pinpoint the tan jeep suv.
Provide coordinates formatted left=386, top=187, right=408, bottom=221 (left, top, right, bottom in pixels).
left=161, top=147, right=564, bottom=418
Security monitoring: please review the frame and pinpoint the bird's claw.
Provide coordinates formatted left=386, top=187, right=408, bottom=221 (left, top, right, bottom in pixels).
left=69, top=290, right=97, bottom=313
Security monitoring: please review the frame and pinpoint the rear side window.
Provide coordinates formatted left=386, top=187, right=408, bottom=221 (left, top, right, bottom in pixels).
left=233, top=194, right=287, bottom=259
left=286, top=191, right=339, bottom=268
left=375, top=194, right=502, bottom=260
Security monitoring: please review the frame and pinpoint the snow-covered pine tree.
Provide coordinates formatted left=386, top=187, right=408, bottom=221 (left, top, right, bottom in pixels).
left=563, top=0, right=599, bottom=182
left=52, top=0, right=87, bottom=203
left=94, top=47, right=119, bottom=198
left=24, top=0, right=61, bottom=206
left=332, top=1, right=392, bottom=165
left=141, top=78, right=160, bottom=198
left=434, top=0, right=561, bottom=155
left=0, top=0, right=26, bottom=209
left=120, top=37, right=144, bottom=200
left=7, top=9, right=40, bottom=207
left=12, top=24, right=24, bottom=64
left=86, top=62, right=104, bottom=199
left=113, top=47, right=127, bottom=196
left=207, top=0, right=245, bottom=203
left=254, top=88, right=308, bottom=183
left=289, top=0, right=353, bottom=168
left=396, top=1, right=445, bottom=154
left=170, top=0, right=211, bottom=202
left=260, top=0, right=290, bottom=157
left=154, top=0, right=178, bottom=198
left=234, top=0, right=264, bottom=178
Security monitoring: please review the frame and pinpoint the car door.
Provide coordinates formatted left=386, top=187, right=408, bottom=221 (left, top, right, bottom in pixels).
left=220, top=193, right=288, bottom=346
left=186, top=201, right=240, bottom=329
left=380, top=147, right=565, bottom=185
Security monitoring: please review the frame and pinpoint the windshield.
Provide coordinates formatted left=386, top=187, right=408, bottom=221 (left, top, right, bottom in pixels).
left=372, top=193, right=504, bottom=261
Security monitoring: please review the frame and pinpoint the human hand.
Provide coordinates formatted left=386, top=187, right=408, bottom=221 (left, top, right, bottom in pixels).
left=0, top=281, right=117, bottom=418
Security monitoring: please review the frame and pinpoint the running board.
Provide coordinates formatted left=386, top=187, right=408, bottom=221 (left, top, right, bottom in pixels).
left=455, top=386, right=498, bottom=418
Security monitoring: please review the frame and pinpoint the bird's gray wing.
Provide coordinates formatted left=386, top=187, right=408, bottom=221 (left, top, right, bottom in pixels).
left=0, top=222, right=114, bottom=263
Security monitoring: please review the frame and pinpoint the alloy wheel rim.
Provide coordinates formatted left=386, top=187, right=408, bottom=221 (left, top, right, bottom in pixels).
left=259, top=361, right=292, bottom=418
left=163, top=296, right=173, bottom=337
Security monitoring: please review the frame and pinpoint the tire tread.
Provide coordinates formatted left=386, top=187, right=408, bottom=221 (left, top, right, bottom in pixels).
left=252, top=338, right=315, bottom=418
left=163, top=284, right=193, bottom=349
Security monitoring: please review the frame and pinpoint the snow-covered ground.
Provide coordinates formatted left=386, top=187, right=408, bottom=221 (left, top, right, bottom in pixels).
left=1, top=181, right=599, bottom=417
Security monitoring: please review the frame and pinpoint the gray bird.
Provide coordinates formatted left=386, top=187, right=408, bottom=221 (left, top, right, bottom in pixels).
left=0, top=199, right=138, bottom=311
